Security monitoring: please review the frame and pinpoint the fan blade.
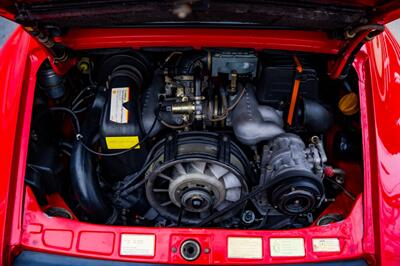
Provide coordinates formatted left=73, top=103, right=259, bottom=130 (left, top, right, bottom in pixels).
left=174, top=163, right=187, bottom=175
left=216, top=200, right=230, bottom=211
left=153, top=188, right=169, bottom=193
left=200, top=210, right=211, bottom=219
left=222, top=172, right=242, bottom=189
left=161, top=200, right=173, bottom=207
left=226, top=188, right=241, bottom=202
left=208, top=164, right=229, bottom=179
left=158, top=173, right=173, bottom=182
left=191, top=161, right=207, bottom=174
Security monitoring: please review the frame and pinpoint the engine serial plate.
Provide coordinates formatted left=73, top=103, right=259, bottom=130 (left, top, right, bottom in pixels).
left=120, top=234, right=155, bottom=256
left=227, top=237, right=263, bottom=259
left=270, top=238, right=305, bottom=257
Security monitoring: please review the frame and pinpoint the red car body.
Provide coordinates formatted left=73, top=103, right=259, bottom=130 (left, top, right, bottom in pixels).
left=0, top=1, right=400, bottom=266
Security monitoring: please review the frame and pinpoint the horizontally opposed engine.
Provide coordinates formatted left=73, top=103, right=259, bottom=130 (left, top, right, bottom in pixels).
left=28, top=49, right=355, bottom=229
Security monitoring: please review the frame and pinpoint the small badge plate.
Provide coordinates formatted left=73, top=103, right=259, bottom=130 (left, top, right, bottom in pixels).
left=227, top=237, right=263, bottom=259
left=270, top=238, right=305, bottom=257
left=120, top=234, right=155, bottom=256
left=312, top=238, right=340, bottom=252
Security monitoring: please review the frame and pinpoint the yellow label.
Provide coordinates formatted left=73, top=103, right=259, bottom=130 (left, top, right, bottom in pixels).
left=105, top=136, right=140, bottom=150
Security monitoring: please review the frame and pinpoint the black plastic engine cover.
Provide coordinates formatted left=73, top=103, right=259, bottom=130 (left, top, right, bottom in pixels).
left=257, top=55, right=319, bottom=108
left=99, top=87, right=148, bottom=179
left=99, top=53, right=152, bottom=179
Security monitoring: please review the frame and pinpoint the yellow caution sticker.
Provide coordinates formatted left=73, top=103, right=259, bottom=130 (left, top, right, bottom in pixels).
left=105, top=136, right=140, bottom=150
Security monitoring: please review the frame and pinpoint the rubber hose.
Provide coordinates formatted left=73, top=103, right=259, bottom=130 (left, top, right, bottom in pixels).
left=70, top=90, right=116, bottom=224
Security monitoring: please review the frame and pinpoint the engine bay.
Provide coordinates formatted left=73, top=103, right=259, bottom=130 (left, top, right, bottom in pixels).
left=26, top=48, right=363, bottom=230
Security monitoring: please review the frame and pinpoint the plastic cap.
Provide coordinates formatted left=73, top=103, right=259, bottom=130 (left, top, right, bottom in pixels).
left=338, top=92, right=359, bottom=116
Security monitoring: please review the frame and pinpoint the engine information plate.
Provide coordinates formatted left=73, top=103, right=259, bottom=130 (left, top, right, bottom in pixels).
left=227, top=237, right=263, bottom=259
left=270, top=238, right=305, bottom=257
left=312, top=238, right=340, bottom=252
left=120, top=234, right=155, bottom=256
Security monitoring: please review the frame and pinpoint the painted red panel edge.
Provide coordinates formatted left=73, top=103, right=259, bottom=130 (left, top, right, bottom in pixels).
left=1, top=26, right=400, bottom=265
left=0, top=26, right=39, bottom=264
left=55, top=28, right=344, bottom=54
left=362, top=29, right=400, bottom=266
left=21, top=187, right=365, bottom=265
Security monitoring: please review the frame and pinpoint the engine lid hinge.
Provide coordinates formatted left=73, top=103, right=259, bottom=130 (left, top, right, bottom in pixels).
left=328, top=24, right=384, bottom=80
left=23, top=26, right=75, bottom=75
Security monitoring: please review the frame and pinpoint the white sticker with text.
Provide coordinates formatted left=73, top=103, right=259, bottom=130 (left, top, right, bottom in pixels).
left=228, top=237, right=263, bottom=259
left=120, top=234, right=155, bottom=256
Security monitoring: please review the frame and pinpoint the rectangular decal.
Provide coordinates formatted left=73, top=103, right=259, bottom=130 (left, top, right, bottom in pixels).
left=312, top=238, right=340, bottom=252
left=120, top=234, right=155, bottom=256
left=270, top=238, right=305, bottom=257
left=110, top=87, right=129, bottom=123
left=105, top=136, right=140, bottom=150
left=228, top=237, right=263, bottom=259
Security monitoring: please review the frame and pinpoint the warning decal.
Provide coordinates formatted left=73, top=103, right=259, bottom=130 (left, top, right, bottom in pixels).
left=110, top=87, right=129, bottom=123
left=105, top=136, right=140, bottom=150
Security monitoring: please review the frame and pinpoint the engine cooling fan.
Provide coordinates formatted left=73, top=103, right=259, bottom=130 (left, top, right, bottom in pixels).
left=145, top=132, right=250, bottom=225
